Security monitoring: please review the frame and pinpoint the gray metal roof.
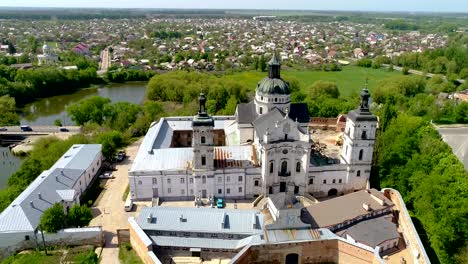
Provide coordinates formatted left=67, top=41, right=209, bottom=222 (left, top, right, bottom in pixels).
left=235, top=102, right=257, bottom=125
left=137, top=207, right=263, bottom=235
left=0, top=144, right=101, bottom=233
left=339, top=215, right=400, bottom=248
left=302, top=189, right=394, bottom=229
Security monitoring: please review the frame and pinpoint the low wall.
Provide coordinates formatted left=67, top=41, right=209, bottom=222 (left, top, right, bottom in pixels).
left=0, top=226, right=103, bottom=261
left=129, top=217, right=162, bottom=264
left=382, top=188, right=430, bottom=264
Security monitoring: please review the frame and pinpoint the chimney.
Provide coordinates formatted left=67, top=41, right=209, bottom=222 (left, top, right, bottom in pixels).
left=179, top=214, right=187, bottom=222
left=362, top=203, right=371, bottom=211
left=30, top=201, right=34, bottom=208
left=56, top=176, right=59, bottom=182
left=252, top=214, right=257, bottom=229
left=147, top=213, right=152, bottom=223
left=38, top=193, right=42, bottom=199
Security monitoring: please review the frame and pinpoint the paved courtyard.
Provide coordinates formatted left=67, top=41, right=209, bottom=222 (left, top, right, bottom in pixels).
left=89, top=139, right=143, bottom=264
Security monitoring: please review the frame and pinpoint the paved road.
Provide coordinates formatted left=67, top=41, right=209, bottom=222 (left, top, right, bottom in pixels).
left=382, top=64, right=465, bottom=84
left=436, top=126, right=468, bottom=170
left=0, top=126, right=81, bottom=135
left=89, top=139, right=142, bottom=264
left=98, top=48, right=110, bottom=75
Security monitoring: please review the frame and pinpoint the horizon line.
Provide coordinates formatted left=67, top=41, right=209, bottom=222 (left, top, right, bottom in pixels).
left=0, top=6, right=467, bottom=14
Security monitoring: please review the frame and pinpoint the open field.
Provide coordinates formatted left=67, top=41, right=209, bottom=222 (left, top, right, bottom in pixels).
left=223, top=66, right=400, bottom=97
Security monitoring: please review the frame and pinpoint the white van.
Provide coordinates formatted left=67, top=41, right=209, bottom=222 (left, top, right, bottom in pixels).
left=124, top=194, right=133, bottom=212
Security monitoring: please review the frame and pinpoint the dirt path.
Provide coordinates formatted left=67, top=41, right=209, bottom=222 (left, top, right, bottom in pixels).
left=89, top=139, right=142, bottom=264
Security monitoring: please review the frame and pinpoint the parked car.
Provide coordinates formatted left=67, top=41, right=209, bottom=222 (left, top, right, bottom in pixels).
left=59, top=127, right=69, bottom=132
left=99, top=172, right=114, bottom=179
left=0, top=127, right=7, bottom=131
left=216, top=198, right=224, bottom=209
left=116, top=151, right=126, bottom=162
left=20, top=125, right=32, bottom=131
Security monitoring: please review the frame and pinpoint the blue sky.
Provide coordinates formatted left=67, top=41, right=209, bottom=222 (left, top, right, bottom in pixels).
left=1, top=0, right=467, bottom=12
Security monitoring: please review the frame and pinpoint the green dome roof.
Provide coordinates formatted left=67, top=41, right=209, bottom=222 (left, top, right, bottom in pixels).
left=256, top=77, right=290, bottom=95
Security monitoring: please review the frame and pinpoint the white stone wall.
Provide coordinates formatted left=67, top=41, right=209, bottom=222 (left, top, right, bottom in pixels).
left=255, top=92, right=291, bottom=115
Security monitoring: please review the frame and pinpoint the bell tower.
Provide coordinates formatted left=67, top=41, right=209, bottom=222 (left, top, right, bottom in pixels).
left=192, top=93, right=214, bottom=170
left=341, top=85, right=378, bottom=188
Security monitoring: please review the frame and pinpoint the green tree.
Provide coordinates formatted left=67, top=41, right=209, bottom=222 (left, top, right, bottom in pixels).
left=67, top=96, right=111, bottom=125
left=54, top=119, right=63, bottom=127
left=39, top=203, right=66, bottom=233
left=98, top=131, right=124, bottom=160
left=259, top=55, right=267, bottom=72
left=67, top=204, right=93, bottom=227
left=0, top=95, right=19, bottom=126
left=308, top=80, right=340, bottom=99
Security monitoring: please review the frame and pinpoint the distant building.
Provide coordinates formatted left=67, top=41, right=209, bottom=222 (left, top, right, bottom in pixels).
left=0, top=144, right=102, bottom=257
left=37, top=43, right=58, bottom=65
left=72, top=43, right=90, bottom=55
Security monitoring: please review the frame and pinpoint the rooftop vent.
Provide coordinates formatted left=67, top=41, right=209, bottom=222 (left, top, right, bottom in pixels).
left=147, top=213, right=153, bottom=223
left=180, top=214, right=187, bottom=222
left=148, top=149, right=154, bottom=155
left=38, top=193, right=42, bottom=199
left=362, top=203, right=371, bottom=211
left=30, top=201, right=34, bottom=208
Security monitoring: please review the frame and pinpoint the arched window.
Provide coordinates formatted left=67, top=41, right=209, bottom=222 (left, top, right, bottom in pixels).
left=259, top=107, right=263, bottom=114
left=361, top=131, right=367, bottom=139
left=296, top=161, right=301, bottom=172
left=201, top=155, right=206, bottom=166
left=201, top=136, right=206, bottom=144
left=357, top=170, right=361, bottom=177
left=275, top=98, right=278, bottom=102
left=359, top=149, right=363, bottom=160
left=269, top=162, right=274, bottom=174
left=281, top=161, right=288, bottom=175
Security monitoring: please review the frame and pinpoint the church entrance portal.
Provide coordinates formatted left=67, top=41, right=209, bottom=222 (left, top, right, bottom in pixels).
left=280, top=182, right=286, bottom=192
left=328, top=188, right=338, bottom=196
left=201, top=190, right=207, bottom=198
left=285, top=253, right=299, bottom=264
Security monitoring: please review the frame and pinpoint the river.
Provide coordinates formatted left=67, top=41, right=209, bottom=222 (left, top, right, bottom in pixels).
left=20, top=81, right=148, bottom=126
left=0, top=81, right=148, bottom=190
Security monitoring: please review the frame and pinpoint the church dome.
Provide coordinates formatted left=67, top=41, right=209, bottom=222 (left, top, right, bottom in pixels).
left=42, top=44, right=50, bottom=54
left=256, top=77, right=290, bottom=95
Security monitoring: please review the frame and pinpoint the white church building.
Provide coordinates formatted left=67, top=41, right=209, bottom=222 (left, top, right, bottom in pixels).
left=128, top=54, right=378, bottom=201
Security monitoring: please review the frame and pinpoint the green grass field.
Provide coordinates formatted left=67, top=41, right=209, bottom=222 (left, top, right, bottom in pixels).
left=224, top=66, right=400, bottom=97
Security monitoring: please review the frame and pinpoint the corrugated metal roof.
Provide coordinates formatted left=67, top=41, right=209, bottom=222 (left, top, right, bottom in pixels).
left=0, top=144, right=101, bottom=233
left=137, top=207, right=263, bottom=235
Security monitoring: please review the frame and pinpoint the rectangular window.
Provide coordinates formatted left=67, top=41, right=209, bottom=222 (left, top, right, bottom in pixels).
left=218, top=177, right=222, bottom=183
left=167, top=178, right=171, bottom=184
left=138, top=180, right=142, bottom=185
left=332, top=179, right=336, bottom=184
left=211, top=233, right=218, bottom=238
left=323, top=180, right=326, bottom=184
left=227, top=188, right=230, bottom=194
left=189, top=178, right=193, bottom=183
left=190, top=189, right=194, bottom=195
left=218, top=189, right=222, bottom=194
left=254, top=180, right=259, bottom=186
left=201, top=155, right=206, bottom=166
left=197, top=233, right=204, bottom=237
left=226, top=176, right=230, bottom=182
left=309, top=178, right=313, bottom=184
left=168, top=188, right=171, bottom=193
left=238, top=187, right=242, bottom=193
left=181, top=189, right=185, bottom=195
left=152, top=178, right=157, bottom=185
left=238, top=176, right=243, bottom=182
left=180, top=178, right=185, bottom=184
left=339, top=179, right=342, bottom=183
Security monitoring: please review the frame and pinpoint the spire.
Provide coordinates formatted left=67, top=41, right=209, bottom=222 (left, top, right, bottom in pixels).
left=268, top=53, right=281, bottom=79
